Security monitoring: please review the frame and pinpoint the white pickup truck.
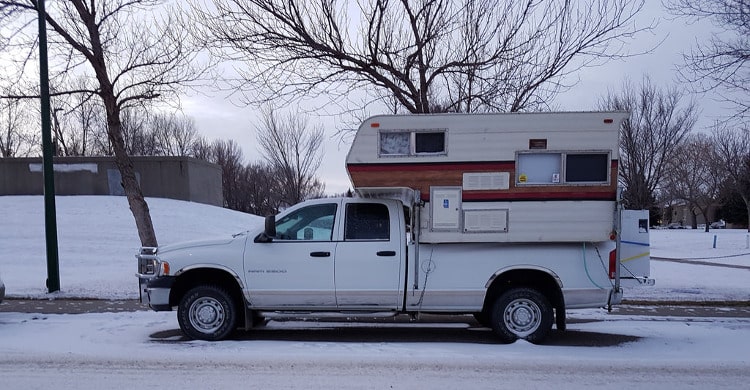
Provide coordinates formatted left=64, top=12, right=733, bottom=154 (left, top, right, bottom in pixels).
left=137, top=192, right=650, bottom=343
left=136, top=112, right=653, bottom=343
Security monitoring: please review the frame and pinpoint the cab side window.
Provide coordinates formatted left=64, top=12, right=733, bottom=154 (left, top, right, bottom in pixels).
left=345, top=203, right=390, bottom=240
left=275, top=203, right=337, bottom=241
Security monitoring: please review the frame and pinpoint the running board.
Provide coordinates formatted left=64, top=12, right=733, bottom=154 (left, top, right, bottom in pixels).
left=260, top=311, right=399, bottom=320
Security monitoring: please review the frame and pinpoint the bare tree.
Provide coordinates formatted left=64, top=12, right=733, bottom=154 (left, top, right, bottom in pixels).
left=0, top=96, right=38, bottom=157
left=49, top=78, right=106, bottom=156
left=192, top=0, right=650, bottom=114
left=191, top=136, right=214, bottom=162
left=149, top=113, right=199, bottom=157
left=0, top=1, right=208, bottom=246
left=665, top=0, right=750, bottom=119
left=662, top=133, right=724, bottom=231
left=599, top=76, right=698, bottom=210
left=209, top=139, right=246, bottom=210
left=120, top=107, right=161, bottom=156
left=240, top=162, right=284, bottom=216
left=712, top=124, right=750, bottom=230
left=256, top=108, right=325, bottom=206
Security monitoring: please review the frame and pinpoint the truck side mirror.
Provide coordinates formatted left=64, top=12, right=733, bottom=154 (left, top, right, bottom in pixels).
left=254, top=215, right=277, bottom=243
left=265, top=215, right=277, bottom=237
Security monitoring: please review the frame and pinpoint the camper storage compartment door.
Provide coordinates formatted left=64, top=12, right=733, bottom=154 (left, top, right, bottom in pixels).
left=430, top=187, right=461, bottom=231
left=463, top=209, right=508, bottom=233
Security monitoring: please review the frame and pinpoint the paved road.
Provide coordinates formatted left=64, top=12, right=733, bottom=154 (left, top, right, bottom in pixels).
left=652, top=256, right=750, bottom=270
left=2, top=298, right=749, bottom=318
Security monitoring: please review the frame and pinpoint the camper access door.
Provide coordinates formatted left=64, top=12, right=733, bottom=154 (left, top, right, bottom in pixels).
left=618, top=210, right=654, bottom=286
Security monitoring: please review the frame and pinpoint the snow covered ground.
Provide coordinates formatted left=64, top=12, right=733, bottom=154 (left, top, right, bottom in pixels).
left=0, top=195, right=263, bottom=299
left=1, top=196, right=749, bottom=389
left=1, top=195, right=748, bottom=302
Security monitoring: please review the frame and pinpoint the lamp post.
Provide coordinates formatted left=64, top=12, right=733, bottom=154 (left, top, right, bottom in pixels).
left=37, top=0, right=60, bottom=293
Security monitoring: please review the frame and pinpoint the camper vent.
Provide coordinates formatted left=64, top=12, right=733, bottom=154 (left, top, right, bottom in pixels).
left=463, top=172, right=510, bottom=190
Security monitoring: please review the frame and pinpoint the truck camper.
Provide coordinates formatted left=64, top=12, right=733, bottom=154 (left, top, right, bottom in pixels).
left=137, top=111, right=653, bottom=343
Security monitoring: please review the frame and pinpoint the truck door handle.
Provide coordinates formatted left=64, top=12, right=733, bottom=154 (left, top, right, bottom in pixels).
left=376, top=251, right=396, bottom=257
left=309, top=251, right=331, bottom=257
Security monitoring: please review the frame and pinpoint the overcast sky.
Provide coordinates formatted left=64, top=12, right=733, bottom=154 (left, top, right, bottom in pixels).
left=180, top=2, right=725, bottom=195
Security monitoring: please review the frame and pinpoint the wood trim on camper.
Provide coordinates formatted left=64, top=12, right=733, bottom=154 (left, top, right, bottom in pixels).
left=347, top=160, right=618, bottom=202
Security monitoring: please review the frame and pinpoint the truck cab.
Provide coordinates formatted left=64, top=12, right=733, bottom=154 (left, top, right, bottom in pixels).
left=245, top=197, right=407, bottom=311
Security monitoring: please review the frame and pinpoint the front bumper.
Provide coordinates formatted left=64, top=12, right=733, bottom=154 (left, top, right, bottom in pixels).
left=137, top=275, right=175, bottom=311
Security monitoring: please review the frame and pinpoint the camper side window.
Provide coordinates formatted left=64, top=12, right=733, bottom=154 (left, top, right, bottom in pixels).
left=516, top=152, right=610, bottom=185
left=516, top=153, right=562, bottom=184
left=565, top=153, right=609, bottom=182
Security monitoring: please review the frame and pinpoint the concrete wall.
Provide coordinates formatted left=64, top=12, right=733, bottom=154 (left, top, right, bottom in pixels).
left=0, top=156, right=222, bottom=206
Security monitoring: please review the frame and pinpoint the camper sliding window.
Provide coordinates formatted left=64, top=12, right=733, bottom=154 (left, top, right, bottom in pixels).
left=379, top=130, right=446, bottom=156
left=516, top=152, right=609, bottom=185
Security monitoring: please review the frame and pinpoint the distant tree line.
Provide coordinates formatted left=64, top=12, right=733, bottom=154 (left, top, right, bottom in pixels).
left=0, top=94, right=324, bottom=216
left=601, top=76, right=749, bottom=230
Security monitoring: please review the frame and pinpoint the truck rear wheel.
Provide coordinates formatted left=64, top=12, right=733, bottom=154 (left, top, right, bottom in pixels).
left=490, top=287, right=553, bottom=344
left=178, top=285, right=237, bottom=341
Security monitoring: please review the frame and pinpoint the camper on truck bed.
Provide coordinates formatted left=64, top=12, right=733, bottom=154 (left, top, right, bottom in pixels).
left=137, top=111, right=653, bottom=343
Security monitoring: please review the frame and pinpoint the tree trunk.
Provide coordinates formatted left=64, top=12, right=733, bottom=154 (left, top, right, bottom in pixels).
left=104, top=99, right=158, bottom=247
left=701, top=206, right=710, bottom=232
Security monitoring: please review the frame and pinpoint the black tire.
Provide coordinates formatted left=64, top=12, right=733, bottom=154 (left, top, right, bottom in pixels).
left=178, top=285, right=238, bottom=341
left=490, top=288, right=553, bottom=344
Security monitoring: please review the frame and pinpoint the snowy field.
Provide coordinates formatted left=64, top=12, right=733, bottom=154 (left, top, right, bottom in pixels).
left=0, top=195, right=263, bottom=299
left=1, top=195, right=749, bottom=389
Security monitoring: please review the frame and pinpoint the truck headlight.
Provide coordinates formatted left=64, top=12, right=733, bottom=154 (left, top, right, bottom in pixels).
left=137, top=258, right=170, bottom=276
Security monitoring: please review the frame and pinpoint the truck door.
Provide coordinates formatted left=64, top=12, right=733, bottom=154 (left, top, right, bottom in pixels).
left=245, top=202, right=339, bottom=309
left=334, top=201, right=404, bottom=309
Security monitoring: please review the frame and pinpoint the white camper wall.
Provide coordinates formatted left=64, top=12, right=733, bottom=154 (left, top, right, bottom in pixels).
left=346, top=111, right=624, bottom=165
left=346, top=111, right=627, bottom=243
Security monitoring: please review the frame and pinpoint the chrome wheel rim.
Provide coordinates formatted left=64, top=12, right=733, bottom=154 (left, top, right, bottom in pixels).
left=189, top=297, right=225, bottom=334
left=503, top=298, right=542, bottom=337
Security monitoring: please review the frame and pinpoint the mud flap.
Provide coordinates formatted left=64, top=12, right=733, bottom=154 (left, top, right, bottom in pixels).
left=555, top=305, right=566, bottom=331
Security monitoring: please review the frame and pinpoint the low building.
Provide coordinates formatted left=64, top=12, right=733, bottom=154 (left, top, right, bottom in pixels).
left=0, top=156, right=222, bottom=207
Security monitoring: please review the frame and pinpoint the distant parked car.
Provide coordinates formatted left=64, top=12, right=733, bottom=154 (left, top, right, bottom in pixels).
left=667, top=222, right=686, bottom=229
left=0, top=273, right=5, bottom=304
left=710, top=220, right=726, bottom=229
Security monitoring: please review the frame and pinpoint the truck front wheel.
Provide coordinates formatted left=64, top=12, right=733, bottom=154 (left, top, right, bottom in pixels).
left=178, top=285, right=237, bottom=341
left=490, top=288, right=553, bottom=344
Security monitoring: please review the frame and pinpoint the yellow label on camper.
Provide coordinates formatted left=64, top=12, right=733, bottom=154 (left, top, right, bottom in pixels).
left=519, top=174, right=527, bottom=183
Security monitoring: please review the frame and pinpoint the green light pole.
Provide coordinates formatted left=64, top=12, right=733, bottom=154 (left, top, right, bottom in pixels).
left=37, top=0, right=60, bottom=293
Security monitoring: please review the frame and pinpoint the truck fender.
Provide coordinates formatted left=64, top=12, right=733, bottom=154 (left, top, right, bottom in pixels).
left=483, top=265, right=566, bottom=331
left=174, top=263, right=246, bottom=289
left=169, top=264, right=248, bottom=314
left=484, top=265, right=563, bottom=289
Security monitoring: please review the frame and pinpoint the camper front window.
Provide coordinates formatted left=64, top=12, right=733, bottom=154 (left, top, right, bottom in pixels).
left=415, top=132, right=445, bottom=154
left=380, top=132, right=410, bottom=155
left=379, top=130, right=447, bottom=156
